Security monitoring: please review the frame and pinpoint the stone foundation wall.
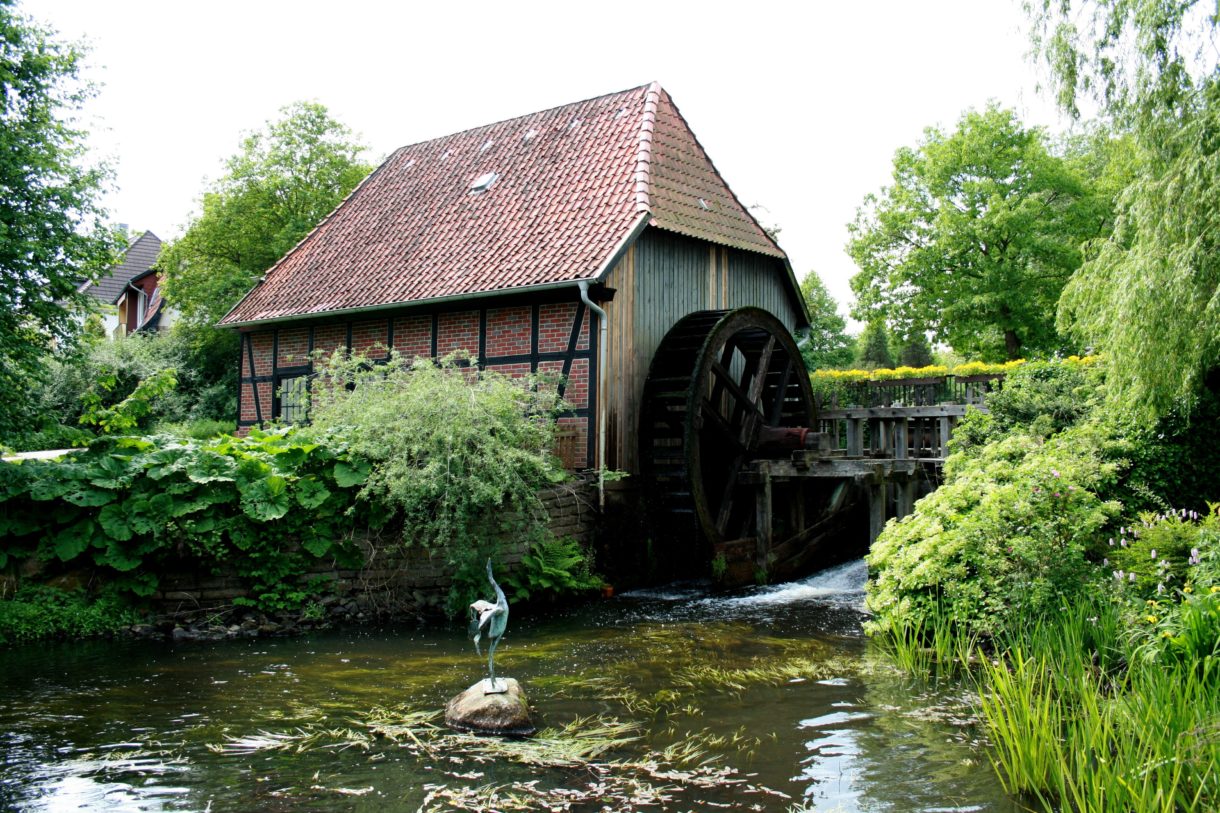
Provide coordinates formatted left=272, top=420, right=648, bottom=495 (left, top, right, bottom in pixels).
left=150, top=480, right=598, bottom=618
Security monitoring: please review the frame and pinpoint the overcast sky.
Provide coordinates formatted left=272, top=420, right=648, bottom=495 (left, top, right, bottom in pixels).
left=33, top=0, right=1065, bottom=320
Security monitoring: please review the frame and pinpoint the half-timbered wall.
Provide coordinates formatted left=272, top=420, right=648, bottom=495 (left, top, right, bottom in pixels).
left=237, top=296, right=595, bottom=469
left=601, top=227, right=803, bottom=474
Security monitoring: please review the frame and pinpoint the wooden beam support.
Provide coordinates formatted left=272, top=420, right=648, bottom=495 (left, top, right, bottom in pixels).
left=868, top=481, right=886, bottom=544
left=741, top=457, right=918, bottom=482
left=893, top=419, right=908, bottom=460
left=754, top=463, right=773, bottom=577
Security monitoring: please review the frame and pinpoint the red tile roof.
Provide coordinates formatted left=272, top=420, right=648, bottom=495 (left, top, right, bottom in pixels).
left=220, top=83, right=786, bottom=327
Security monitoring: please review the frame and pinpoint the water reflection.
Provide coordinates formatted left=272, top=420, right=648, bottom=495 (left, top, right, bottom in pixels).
left=0, top=560, right=1017, bottom=812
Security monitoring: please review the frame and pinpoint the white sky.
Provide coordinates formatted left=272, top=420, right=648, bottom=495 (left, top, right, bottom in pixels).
left=31, top=0, right=1065, bottom=321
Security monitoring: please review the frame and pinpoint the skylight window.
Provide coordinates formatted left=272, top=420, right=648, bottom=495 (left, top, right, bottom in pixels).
left=568, top=118, right=581, bottom=130
left=480, top=139, right=494, bottom=153
left=523, top=128, right=538, bottom=142
left=470, top=171, right=499, bottom=194
left=698, top=198, right=711, bottom=210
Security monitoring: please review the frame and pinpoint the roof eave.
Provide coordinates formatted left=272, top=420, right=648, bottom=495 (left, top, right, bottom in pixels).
left=218, top=277, right=603, bottom=330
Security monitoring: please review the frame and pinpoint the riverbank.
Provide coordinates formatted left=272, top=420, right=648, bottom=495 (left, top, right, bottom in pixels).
left=0, top=561, right=1021, bottom=813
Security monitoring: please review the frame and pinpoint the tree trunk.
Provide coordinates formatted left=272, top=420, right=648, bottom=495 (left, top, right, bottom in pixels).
left=1004, top=329, right=1021, bottom=360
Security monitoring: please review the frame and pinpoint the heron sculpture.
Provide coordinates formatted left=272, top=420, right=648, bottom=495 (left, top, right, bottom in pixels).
left=468, top=558, right=509, bottom=692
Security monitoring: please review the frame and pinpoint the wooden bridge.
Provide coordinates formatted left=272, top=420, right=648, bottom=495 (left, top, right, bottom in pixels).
left=739, top=374, right=1004, bottom=578
left=638, top=308, right=1008, bottom=585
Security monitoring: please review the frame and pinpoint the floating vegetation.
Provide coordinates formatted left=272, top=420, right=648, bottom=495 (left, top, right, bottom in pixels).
left=672, top=654, right=852, bottom=694
left=209, top=726, right=375, bottom=755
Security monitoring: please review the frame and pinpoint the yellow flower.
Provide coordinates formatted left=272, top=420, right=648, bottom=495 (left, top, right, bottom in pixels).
left=1145, top=615, right=1158, bottom=624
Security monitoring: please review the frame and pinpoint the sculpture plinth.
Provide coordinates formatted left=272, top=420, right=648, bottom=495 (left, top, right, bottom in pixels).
left=444, top=677, right=534, bottom=736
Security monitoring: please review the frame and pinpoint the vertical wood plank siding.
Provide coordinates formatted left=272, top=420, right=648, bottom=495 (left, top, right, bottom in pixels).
left=602, top=227, right=801, bottom=473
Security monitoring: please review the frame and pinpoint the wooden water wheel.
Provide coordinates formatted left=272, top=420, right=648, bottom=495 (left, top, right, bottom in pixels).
left=640, top=308, right=856, bottom=581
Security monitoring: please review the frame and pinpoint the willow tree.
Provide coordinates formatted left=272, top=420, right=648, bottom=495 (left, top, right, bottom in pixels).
left=1031, top=0, right=1220, bottom=417
left=848, top=105, right=1115, bottom=361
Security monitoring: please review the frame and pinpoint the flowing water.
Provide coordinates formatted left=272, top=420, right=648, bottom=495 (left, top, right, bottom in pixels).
left=0, top=560, right=1019, bottom=812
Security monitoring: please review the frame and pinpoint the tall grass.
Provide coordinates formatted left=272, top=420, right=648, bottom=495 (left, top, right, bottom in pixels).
left=902, top=594, right=1220, bottom=812
left=876, top=599, right=976, bottom=678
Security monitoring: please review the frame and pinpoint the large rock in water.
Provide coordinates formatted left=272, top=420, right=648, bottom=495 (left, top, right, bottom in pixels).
left=444, top=678, right=535, bottom=736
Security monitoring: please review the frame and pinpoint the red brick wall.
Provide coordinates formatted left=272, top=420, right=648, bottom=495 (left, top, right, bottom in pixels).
left=392, top=315, right=431, bottom=359
left=313, top=324, right=347, bottom=362
left=486, top=306, right=531, bottom=356
left=237, top=300, right=596, bottom=470
left=538, top=303, right=589, bottom=352
left=437, top=310, right=479, bottom=357
left=276, top=327, right=309, bottom=367
left=351, top=320, right=389, bottom=358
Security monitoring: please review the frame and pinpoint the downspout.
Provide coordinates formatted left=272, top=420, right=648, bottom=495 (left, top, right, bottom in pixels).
left=577, top=280, right=608, bottom=511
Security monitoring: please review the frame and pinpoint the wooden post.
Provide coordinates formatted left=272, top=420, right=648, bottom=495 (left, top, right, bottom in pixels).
left=895, top=475, right=918, bottom=518
left=868, top=480, right=886, bottom=544
left=893, top=419, right=908, bottom=460
left=847, top=417, right=863, bottom=457
left=868, top=417, right=882, bottom=456
left=938, top=416, right=951, bottom=458
left=755, top=463, right=773, bottom=574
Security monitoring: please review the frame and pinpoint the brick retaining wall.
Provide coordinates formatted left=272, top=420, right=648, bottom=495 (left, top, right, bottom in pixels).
left=150, top=481, right=598, bottom=618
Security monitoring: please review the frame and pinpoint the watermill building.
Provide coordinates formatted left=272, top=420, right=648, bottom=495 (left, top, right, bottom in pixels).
left=220, top=82, right=808, bottom=479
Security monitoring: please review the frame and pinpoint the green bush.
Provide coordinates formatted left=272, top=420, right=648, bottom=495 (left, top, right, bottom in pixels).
left=150, top=418, right=234, bottom=440
left=983, top=359, right=1104, bottom=437
left=0, top=428, right=369, bottom=611
left=0, top=584, right=139, bottom=645
left=6, top=325, right=239, bottom=452
left=948, top=360, right=1105, bottom=455
left=866, top=425, right=1121, bottom=639
left=308, top=351, right=571, bottom=613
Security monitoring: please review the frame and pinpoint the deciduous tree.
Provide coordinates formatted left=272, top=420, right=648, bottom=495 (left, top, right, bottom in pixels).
left=1031, top=0, right=1220, bottom=417
left=0, top=1, right=120, bottom=438
left=797, top=271, right=854, bottom=370
left=159, top=101, right=373, bottom=326
left=848, top=105, right=1114, bottom=361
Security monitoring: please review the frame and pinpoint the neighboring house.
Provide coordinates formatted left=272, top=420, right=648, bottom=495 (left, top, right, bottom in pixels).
left=79, top=231, right=175, bottom=338
left=219, top=83, right=808, bottom=472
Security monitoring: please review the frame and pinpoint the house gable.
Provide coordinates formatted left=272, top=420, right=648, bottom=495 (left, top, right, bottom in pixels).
left=81, top=231, right=162, bottom=305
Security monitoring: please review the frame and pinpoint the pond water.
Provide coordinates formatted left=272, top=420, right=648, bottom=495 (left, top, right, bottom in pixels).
left=0, top=560, right=1020, bottom=812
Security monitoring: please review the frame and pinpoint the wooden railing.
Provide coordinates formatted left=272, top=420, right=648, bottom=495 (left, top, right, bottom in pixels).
left=815, top=373, right=1004, bottom=461
left=816, top=373, right=1005, bottom=410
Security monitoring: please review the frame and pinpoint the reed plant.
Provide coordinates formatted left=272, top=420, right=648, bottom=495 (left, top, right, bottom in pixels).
left=969, top=595, right=1218, bottom=812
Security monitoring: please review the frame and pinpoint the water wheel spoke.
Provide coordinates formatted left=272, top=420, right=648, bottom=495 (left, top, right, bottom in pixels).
left=746, top=336, right=777, bottom=405
left=709, top=360, right=766, bottom=421
left=714, top=454, right=748, bottom=535
left=699, top=400, right=748, bottom=451
left=769, top=358, right=795, bottom=426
